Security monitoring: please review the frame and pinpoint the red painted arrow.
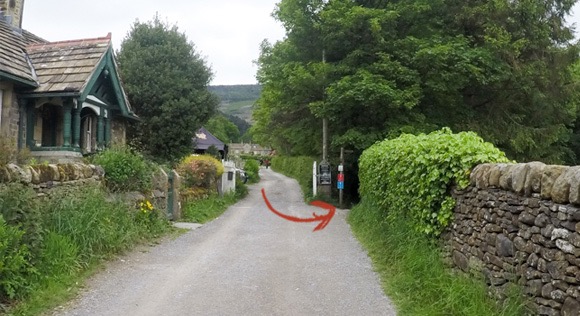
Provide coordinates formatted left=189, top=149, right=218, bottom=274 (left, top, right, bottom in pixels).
left=261, top=188, right=336, bottom=231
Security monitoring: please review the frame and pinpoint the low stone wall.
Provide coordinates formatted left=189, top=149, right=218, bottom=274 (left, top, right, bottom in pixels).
left=0, top=163, right=104, bottom=196
left=445, top=162, right=580, bottom=315
left=0, top=163, right=181, bottom=220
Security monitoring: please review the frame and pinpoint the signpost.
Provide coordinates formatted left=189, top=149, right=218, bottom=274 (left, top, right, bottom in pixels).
left=319, top=161, right=331, bottom=185
left=338, top=147, right=345, bottom=208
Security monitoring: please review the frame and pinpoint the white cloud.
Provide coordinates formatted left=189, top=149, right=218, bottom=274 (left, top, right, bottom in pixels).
left=22, top=0, right=285, bottom=85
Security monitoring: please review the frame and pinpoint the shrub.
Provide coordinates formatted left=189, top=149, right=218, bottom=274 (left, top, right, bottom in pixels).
left=0, top=214, right=33, bottom=301
left=176, top=155, right=224, bottom=200
left=359, top=128, right=509, bottom=236
left=243, top=159, right=260, bottom=183
left=90, top=146, right=154, bottom=192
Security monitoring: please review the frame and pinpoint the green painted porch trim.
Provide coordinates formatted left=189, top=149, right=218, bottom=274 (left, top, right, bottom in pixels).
left=104, top=51, right=129, bottom=116
left=0, top=71, right=38, bottom=88
left=29, top=146, right=82, bottom=152
left=73, top=99, right=81, bottom=148
left=81, top=48, right=136, bottom=119
left=62, top=99, right=73, bottom=147
left=84, top=97, right=110, bottom=108
left=80, top=50, right=108, bottom=102
left=18, top=91, right=80, bottom=99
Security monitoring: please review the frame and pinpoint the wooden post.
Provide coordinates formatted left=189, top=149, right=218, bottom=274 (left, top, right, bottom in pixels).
left=339, top=147, right=344, bottom=209
left=62, top=99, right=73, bottom=147
left=73, top=99, right=81, bottom=148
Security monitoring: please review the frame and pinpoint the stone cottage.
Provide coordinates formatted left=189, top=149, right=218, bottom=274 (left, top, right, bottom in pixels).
left=0, top=0, right=137, bottom=163
left=228, top=142, right=271, bottom=156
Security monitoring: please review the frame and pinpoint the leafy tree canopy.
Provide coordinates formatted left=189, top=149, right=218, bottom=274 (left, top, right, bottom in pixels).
left=117, top=15, right=218, bottom=163
left=205, top=113, right=241, bottom=143
left=254, top=0, right=579, bottom=163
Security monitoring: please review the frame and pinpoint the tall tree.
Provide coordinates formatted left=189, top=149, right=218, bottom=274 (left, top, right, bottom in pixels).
left=205, top=113, right=241, bottom=143
left=117, top=16, right=217, bottom=163
left=255, top=0, right=579, bottom=163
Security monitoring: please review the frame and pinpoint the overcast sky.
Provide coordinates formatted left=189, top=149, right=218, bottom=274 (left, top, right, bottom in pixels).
left=19, top=1, right=580, bottom=86
left=22, top=0, right=286, bottom=86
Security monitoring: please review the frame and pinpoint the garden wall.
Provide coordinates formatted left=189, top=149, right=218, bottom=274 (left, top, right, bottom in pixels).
left=0, top=163, right=104, bottom=196
left=0, top=163, right=181, bottom=220
left=445, top=162, right=580, bottom=315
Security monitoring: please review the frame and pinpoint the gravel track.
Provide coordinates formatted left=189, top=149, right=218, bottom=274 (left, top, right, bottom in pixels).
left=51, top=168, right=396, bottom=316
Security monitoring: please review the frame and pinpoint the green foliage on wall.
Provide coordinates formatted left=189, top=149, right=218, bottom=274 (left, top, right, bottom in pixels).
left=91, top=147, right=154, bottom=193
left=359, top=128, right=509, bottom=236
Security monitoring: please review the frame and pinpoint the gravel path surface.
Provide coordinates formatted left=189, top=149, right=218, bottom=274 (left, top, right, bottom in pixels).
left=51, top=168, right=396, bottom=316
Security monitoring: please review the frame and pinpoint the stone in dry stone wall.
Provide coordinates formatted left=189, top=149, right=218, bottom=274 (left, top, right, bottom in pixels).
left=446, top=162, right=580, bottom=315
left=0, top=163, right=104, bottom=196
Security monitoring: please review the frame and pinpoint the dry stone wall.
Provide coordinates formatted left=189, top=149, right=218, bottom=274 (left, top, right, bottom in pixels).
left=0, top=162, right=104, bottom=196
left=446, top=162, right=580, bottom=315
left=0, top=163, right=181, bottom=220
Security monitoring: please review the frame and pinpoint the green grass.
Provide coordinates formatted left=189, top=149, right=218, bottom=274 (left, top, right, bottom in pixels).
left=348, top=201, right=529, bottom=316
left=219, top=100, right=254, bottom=120
left=181, top=190, right=247, bottom=224
left=1, top=185, right=173, bottom=315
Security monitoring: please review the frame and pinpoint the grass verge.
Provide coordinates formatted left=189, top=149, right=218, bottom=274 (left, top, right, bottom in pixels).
left=181, top=188, right=248, bottom=224
left=2, top=185, right=173, bottom=316
left=348, top=201, right=529, bottom=316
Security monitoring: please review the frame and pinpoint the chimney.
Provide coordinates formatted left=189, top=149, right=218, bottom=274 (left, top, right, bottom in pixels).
left=0, top=0, right=24, bottom=29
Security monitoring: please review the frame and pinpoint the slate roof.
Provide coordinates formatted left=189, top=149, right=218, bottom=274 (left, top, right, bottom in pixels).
left=194, top=127, right=225, bottom=151
left=26, top=34, right=111, bottom=93
left=21, top=29, right=48, bottom=45
left=0, top=18, right=36, bottom=85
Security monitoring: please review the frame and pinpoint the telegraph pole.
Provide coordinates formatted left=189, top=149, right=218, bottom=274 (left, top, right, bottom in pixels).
left=322, top=49, right=328, bottom=163
left=318, top=49, right=331, bottom=198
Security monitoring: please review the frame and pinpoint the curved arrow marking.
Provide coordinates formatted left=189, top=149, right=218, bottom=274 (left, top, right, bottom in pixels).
left=261, top=188, right=336, bottom=231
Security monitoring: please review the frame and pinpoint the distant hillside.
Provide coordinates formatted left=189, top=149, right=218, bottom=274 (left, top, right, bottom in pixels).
left=209, top=84, right=261, bottom=123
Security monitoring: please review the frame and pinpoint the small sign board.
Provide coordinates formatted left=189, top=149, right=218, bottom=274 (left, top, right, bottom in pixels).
left=337, top=173, right=344, bottom=182
left=319, top=161, right=331, bottom=185
left=337, top=181, right=344, bottom=189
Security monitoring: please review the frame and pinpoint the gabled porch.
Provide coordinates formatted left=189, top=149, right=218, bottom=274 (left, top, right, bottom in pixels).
left=17, top=34, right=137, bottom=163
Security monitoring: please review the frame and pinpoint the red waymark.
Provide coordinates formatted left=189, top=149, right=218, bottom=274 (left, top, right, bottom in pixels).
left=261, top=188, right=336, bottom=232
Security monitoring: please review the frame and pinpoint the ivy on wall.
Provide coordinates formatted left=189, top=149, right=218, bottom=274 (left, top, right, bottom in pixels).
left=359, top=128, right=510, bottom=236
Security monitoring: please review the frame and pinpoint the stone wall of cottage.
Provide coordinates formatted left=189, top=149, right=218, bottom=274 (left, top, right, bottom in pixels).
left=0, top=82, right=19, bottom=145
left=444, top=162, right=580, bottom=315
left=111, top=118, right=126, bottom=146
